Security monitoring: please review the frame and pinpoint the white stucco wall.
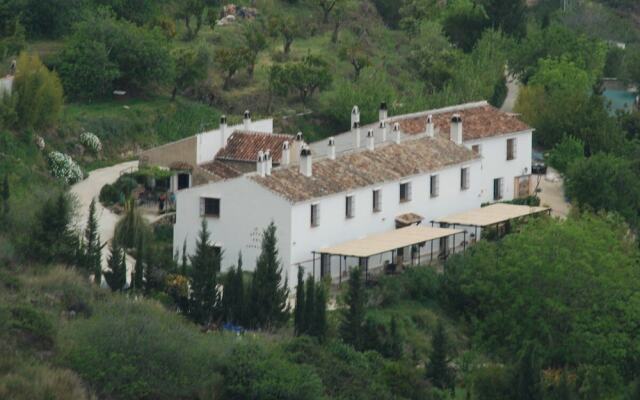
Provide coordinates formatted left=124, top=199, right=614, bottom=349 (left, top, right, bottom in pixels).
left=173, top=175, right=292, bottom=281
left=196, top=119, right=274, bottom=165
left=464, top=130, right=532, bottom=204
left=288, top=160, right=483, bottom=281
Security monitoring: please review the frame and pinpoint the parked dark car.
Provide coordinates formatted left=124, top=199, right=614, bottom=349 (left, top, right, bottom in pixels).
left=531, top=150, right=547, bottom=175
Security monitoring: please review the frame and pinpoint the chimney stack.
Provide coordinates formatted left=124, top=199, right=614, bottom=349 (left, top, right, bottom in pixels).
left=281, top=141, right=290, bottom=166
left=299, top=146, right=312, bottom=177
left=256, top=150, right=265, bottom=177
left=450, top=114, right=463, bottom=145
left=393, top=122, right=401, bottom=144
left=426, top=114, right=434, bottom=138
left=380, top=121, right=387, bottom=142
left=264, top=149, right=272, bottom=175
left=366, top=129, right=375, bottom=151
left=353, top=121, right=361, bottom=148
left=379, top=102, right=388, bottom=122
left=220, top=115, right=228, bottom=148
left=350, top=105, right=360, bottom=130
left=328, top=137, right=336, bottom=160
left=243, top=110, right=251, bottom=131
left=292, top=131, right=304, bottom=163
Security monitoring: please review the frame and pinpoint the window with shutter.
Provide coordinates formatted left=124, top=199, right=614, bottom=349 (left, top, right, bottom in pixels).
left=311, top=203, right=320, bottom=227
left=507, top=138, right=516, bottom=160
left=430, top=175, right=439, bottom=198
left=400, top=182, right=411, bottom=203
left=345, top=195, right=355, bottom=219
left=372, top=189, right=381, bottom=212
left=493, top=178, right=504, bottom=200
left=201, top=198, right=220, bottom=217
left=460, top=168, right=469, bottom=190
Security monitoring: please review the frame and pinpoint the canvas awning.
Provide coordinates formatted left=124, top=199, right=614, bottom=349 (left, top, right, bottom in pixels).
left=318, top=225, right=463, bottom=258
left=432, top=203, right=550, bottom=228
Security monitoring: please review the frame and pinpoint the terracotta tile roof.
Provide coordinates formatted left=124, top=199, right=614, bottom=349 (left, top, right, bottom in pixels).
left=198, top=160, right=242, bottom=181
left=215, top=131, right=294, bottom=163
left=169, top=161, right=194, bottom=171
left=251, top=136, right=479, bottom=203
left=394, top=104, right=530, bottom=140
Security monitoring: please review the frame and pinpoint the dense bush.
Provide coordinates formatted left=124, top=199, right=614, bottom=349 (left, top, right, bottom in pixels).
left=547, top=135, right=584, bottom=173
left=47, top=151, right=84, bottom=185
left=9, top=305, right=55, bottom=349
left=79, top=132, right=102, bottom=153
left=58, top=296, right=231, bottom=400
left=442, top=214, right=640, bottom=385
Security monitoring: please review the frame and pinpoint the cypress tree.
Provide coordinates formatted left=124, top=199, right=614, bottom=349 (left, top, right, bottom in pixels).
left=132, top=234, right=145, bottom=290
left=340, top=266, right=366, bottom=350
left=426, top=319, right=454, bottom=391
left=248, top=222, right=289, bottom=329
left=294, top=266, right=306, bottom=336
left=304, top=275, right=315, bottom=335
left=223, top=253, right=245, bottom=325
left=388, top=315, right=403, bottom=359
left=514, top=343, right=543, bottom=400
left=1, top=174, right=9, bottom=225
left=188, top=219, right=220, bottom=325
left=105, top=242, right=127, bottom=291
left=144, top=248, right=155, bottom=295
left=181, top=238, right=188, bottom=276
left=83, top=199, right=102, bottom=279
left=31, top=193, right=77, bottom=264
left=312, top=281, right=327, bottom=341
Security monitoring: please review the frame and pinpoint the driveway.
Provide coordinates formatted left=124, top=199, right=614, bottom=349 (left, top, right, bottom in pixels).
left=70, top=160, right=138, bottom=284
left=533, top=168, right=571, bottom=218
left=501, top=74, right=520, bottom=113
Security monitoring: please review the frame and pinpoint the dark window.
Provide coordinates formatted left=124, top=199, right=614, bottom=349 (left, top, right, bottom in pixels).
left=493, top=178, right=504, bottom=200
left=372, top=189, right=381, bottom=212
left=177, top=173, right=190, bottom=190
left=471, top=144, right=480, bottom=155
left=460, top=168, right=469, bottom=190
left=201, top=198, right=220, bottom=217
left=430, top=175, right=439, bottom=198
left=345, top=195, right=355, bottom=219
left=507, top=138, right=516, bottom=160
left=311, top=203, right=320, bottom=227
left=399, top=182, right=412, bottom=203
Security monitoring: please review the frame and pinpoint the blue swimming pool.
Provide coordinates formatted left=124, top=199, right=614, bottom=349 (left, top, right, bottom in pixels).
left=603, top=89, right=637, bottom=114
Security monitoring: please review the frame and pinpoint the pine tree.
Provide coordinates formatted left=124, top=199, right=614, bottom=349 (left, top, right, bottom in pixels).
left=294, top=266, right=306, bottom=336
left=388, top=315, right=403, bottom=359
left=340, top=266, right=366, bottom=350
left=132, top=234, right=145, bottom=290
left=31, top=193, right=78, bottom=264
left=105, top=242, right=127, bottom=291
left=426, top=320, right=454, bottom=391
left=248, top=222, right=289, bottom=329
left=188, top=219, right=220, bottom=325
left=312, top=281, right=327, bottom=341
left=514, top=343, right=543, bottom=400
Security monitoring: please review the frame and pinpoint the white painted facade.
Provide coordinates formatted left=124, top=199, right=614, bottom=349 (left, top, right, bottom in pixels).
left=174, top=154, right=483, bottom=285
left=463, top=130, right=533, bottom=204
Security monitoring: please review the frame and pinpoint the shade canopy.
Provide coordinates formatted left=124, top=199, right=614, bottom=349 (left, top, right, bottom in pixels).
left=319, top=225, right=463, bottom=258
left=432, top=203, right=550, bottom=228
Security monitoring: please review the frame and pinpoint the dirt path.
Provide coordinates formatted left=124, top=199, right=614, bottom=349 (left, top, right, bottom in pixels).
left=70, top=160, right=138, bottom=284
left=534, top=168, right=571, bottom=218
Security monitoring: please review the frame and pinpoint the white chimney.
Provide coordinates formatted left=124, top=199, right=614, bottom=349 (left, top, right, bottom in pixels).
left=299, top=146, right=312, bottom=177
left=450, top=114, right=463, bottom=145
left=281, top=141, right=290, bottom=166
left=380, top=121, right=387, bottom=142
left=366, top=129, right=375, bottom=151
left=328, top=137, right=336, bottom=160
left=264, top=149, right=272, bottom=175
left=243, top=110, right=251, bottom=131
left=426, top=114, right=434, bottom=138
left=393, top=122, right=401, bottom=144
left=256, top=150, right=265, bottom=177
left=292, top=131, right=304, bottom=163
left=379, top=102, right=388, bottom=121
left=219, top=115, right=228, bottom=148
left=350, top=105, right=360, bottom=130
left=353, top=121, right=361, bottom=148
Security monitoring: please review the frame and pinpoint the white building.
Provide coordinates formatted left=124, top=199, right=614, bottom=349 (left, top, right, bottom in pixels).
left=172, top=101, right=533, bottom=285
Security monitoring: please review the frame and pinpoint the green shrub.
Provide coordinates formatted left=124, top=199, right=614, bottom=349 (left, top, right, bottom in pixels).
left=0, top=362, right=93, bottom=400
left=10, top=305, right=55, bottom=348
left=58, top=296, right=230, bottom=400
left=99, top=183, right=119, bottom=206
left=222, top=343, right=325, bottom=400
left=470, top=364, right=513, bottom=400
left=548, top=136, right=584, bottom=174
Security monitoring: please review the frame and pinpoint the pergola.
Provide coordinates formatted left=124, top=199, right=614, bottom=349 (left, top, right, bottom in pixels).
left=313, top=225, right=464, bottom=282
left=431, top=203, right=551, bottom=240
